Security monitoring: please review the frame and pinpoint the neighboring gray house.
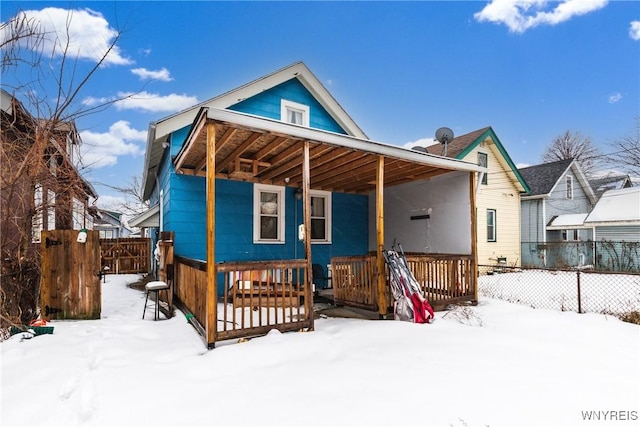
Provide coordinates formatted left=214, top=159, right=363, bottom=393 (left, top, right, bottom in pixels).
left=518, top=158, right=597, bottom=267
left=90, top=207, right=132, bottom=239
left=588, top=174, right=633, bottom=201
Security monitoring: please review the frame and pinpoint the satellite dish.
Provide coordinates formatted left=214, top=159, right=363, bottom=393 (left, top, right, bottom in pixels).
left=435, top=127, right=454, bottom=156
left=435, top=127, right=454, bottom=145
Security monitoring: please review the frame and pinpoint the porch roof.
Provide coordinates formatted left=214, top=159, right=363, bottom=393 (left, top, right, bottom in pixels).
left=174, top=108, right=485, bottom=194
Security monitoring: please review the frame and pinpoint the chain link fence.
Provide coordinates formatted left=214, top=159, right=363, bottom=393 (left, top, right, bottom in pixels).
left=478, top=264, right=640, bottom=323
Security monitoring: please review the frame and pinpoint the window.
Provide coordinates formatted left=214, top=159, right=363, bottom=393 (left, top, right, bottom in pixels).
left=281, top=100, right=309, bottom=127
left=487, top=209, right=496, bottom=242
left=254, top=184, right=285, bottom=243
left=310, top=190, right=331, bottom=243
left=47, top=190, right=56, bottom=230
left=100, top=230, right=113, bottom=239
left=566, top=175, right=573, bottom=199
left=562, top=229, right=579, bottom=241
left=72, top=197, right=85, bottom=230
left=478, top=152, right=488, bottom=185
left=32, top=184, right=43, bottom=243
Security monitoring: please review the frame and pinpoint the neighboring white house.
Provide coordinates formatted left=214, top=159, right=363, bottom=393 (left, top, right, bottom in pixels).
left=584, top=186, right=640, bottom=242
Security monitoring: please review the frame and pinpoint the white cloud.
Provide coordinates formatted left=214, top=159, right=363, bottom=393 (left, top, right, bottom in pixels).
left=630, top=21, right=640, bottom=41
left=79, top=120, right=145, bottom=169
left=403, top=137, right=437, bottom=150
left=1, top=7, right=131, bottom=65
left=114, top=91, right=198, bottom=113
left=608, top=92, right=623, bottom=104
left=474, top=0, right=608, bottom=34
left=516, top=162, right=532, bottom=169
left=131, top=67, right=173, bottom=82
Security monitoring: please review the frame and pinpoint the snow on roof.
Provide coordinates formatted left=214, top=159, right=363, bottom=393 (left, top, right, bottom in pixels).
left=584, top=187, right=640, bottom=224
left=547, top=213, right=588, bottom=229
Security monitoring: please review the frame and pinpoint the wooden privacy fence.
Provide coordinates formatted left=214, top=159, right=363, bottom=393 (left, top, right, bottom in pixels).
left=174, top=256, right=313, bottom=346
left=41, top=230, right=101, bottom=320
left=100, top=237, right=151, bottom=274
left=332, top=253, right=476, bottom=312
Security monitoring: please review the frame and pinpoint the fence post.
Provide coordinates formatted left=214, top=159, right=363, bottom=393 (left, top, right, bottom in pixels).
left=576, top=270, right=582, bottom=314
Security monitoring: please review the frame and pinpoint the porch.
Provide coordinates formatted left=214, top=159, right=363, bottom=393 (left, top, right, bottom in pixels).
left=169, top=251, right=476, bottom=347
left=152, top=107, right=483, bottom=348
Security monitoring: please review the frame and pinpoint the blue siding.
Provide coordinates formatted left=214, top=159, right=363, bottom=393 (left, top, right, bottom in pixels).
left=150, top=77, right=368, bottom=290
left=229, top=79, right=347, bottom=134
left=163, top=176, right=368, bottom=286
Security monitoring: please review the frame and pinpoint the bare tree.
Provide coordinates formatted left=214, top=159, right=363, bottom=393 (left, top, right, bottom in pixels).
left=541, top=130, right=601, bottom=178
left=1, top=8, right=127, bottom=338
left=605, top=117, right=640, bottom=178
left=98, top=175, right=149, bottom=218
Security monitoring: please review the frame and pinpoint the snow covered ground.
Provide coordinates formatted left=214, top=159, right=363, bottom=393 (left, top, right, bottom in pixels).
left=2, top=274, right=639, bottom=427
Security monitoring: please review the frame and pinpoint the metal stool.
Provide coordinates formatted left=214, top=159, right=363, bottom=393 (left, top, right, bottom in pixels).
left=143, top=280, right=170, bottom=320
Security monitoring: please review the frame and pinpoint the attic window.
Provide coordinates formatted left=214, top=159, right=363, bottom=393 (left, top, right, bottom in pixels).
left=478, top=152, right=488, bottom=185
left=281, top=99, right=309, bottom=127
left=566, top=176, right=573, bottom=199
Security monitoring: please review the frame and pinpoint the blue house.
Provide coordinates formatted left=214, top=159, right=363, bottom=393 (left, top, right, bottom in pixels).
left=137, top=62, right=484, bottom=347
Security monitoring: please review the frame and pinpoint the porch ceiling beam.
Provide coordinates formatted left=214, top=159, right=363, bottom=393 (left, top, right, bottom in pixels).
left=319, top=162, right=378, bottom=192
left=216, top=131, right=262, bottom=174
left=255, top=142, right=303, bottom=180
left=273, top=144, right=338, bottom=186
left=267, top=144, right=333, bottom=185
left=191, top=126, right=238, bottom=173
left=174, top=108, right=208, bottom=172
left=254, top=135, right=288, bottom=161
left=311, top=155, right=376, bottom=187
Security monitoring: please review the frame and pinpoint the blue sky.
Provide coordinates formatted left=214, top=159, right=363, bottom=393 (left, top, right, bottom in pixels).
left=2, top=1, right=638, bottom=209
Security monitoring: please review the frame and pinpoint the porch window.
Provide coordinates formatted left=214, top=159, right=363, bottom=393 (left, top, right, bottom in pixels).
left=562, top=229, right=579, bottom=241
left=254, top=184, right=285, bottom=243
left=477, top=152, right=488, bottom=185
left=47, top=190, right=56, bottom=230
left=566, top=175, right=573, bottom=199
left=281, top=99, right=309, bottom=127
left=487, top=209, right=496, bottom=242
left=310, top=190, right=331, bottom=243
left=32, top=184, right=43, bottom=243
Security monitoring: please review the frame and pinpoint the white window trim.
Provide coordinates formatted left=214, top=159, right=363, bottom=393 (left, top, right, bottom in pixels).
left=487, top=209, right=496, bottom=242
left=477, top=152, right=488, bottom=185
left=72, top=197, right=84, bottom=230
left=310, top=190, right=332, bottom=244
left=281, top=99, right=310, bottom=127
left=47, top=190, right=55, bottom=230
left=254, top=184, right=285, bottom=244
left=566, top=175, right=573, bottom=199
left=32, top=184, right=43, bottom=243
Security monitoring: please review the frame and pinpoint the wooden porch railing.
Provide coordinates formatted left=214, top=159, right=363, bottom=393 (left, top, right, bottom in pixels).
left=332, top=253, right=476, bottom=312
left=174, top=256, right=313, bottom=345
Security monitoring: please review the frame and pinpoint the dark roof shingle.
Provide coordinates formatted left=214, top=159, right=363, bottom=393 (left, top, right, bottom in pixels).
left=518, top=158, right=574, bottom=196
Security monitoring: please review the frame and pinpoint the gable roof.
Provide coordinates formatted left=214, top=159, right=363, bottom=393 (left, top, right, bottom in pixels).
left=423, top=127, right=529, bottom=193
left=142, top=62, right=366, bottom=199
left=588, top=174, right=633, bottom=200
left=584, top=187, right=640, bottom=225
left=519, top=158, right=597, bottom=204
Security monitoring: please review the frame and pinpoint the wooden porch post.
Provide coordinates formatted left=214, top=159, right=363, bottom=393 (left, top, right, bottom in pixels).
left=206, top=122, right=217, bottom=348
left=302, top=141, right=314, bottom=330
left=469, top=172, right=478, bottom=301
left=376, top=155, right=387, bottom=318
